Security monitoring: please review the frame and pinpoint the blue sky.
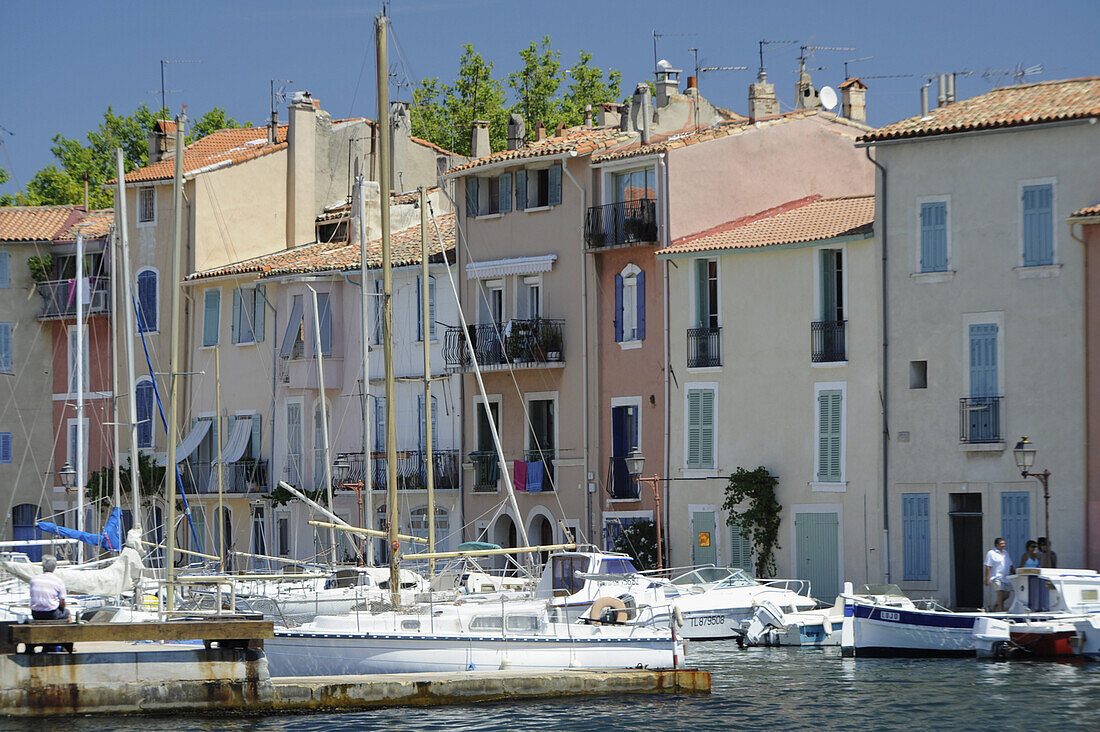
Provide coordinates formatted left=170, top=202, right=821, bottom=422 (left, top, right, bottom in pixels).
left=1, top=0, right=1096, bottom=199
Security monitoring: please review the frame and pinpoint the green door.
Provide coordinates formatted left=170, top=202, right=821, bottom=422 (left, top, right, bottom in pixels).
left=795, top=512, right=839, bottom=600
left=692, top=511, right=717, bottom=567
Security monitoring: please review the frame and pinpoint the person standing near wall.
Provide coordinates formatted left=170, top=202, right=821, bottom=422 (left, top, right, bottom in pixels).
left=983, top=538, right=1014, bottom=612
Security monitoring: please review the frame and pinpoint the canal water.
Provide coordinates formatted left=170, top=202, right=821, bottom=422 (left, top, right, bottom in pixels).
left=8, top=642, right=1100, bottom=731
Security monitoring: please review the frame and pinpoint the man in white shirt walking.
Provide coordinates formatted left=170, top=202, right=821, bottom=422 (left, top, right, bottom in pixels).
left=29, top=555, right=68, bottom=621
left=983, top=538, right=1014, bottom=612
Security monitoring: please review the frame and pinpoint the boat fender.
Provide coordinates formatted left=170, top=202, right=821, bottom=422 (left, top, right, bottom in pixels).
left=672, top=603, right=684, bottom=629
left=587, top=596, right=628, bottom=624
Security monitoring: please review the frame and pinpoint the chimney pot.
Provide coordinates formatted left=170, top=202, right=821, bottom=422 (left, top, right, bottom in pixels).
left=748, top=78, right=780, bottom=122
left=840, top=79, right=867, bottom=124
left=536, top=122, right=546, bottom=141
left=937, top=74, right=947, bottom=107
left=686, top=76, right=697, bottom=89
left=470, top=120, right=491, bottom=159
left=555, top=121, right=566, bottom=137
left=584, top=104, right=593, bottom=126
left=507, top=113, right=526, bottom=151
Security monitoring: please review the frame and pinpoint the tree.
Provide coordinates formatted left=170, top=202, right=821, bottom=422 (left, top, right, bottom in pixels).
left=410, top=44, right=508, bottom=157
left=188, top=107, right=251, bottom=144
left=86, top=452, right=167, bottom=506
left=561, top=51, right=623, bottom=128
left=508, top=37, right=564, bottom=138
left=611, top=519, right=660, bottom=571
left=722, top=466, right=781, bottom=578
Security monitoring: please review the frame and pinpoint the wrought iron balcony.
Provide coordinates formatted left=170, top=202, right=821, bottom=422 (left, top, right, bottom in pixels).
left=811, top=319, right=847, bottom=362
left=470, top=451, right=500, bottom=492
left=584, top=198, right=658, bottom=249
left=180, top=459, right=268, bottom=493
left=37, top=278, right=111, bottom=319
left=608, top=456, right=641, bottom=500
left=959, top=396, right=1003, bottom=444
left=333, top=450, right=460, bottom=492
left=687, top=326, right=722, bottom=368
left=443, top=319, right=565, bottom=370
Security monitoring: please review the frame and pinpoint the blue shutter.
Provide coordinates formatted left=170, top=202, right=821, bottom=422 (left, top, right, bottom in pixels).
left=137, top=270, right=158, bottom=332
left=1022, top=184, right=1053, bottom=267
left=499, top=173, right=512, bottom=213
left=318, top=293, right=332, bottom=356
left=136, top=379, right=153, bottom=448
left=614, top=274, right=624, bottom=342
left=0, top=433, right=12, bottom=463
left=465, top=178, right=479, bottom=217
left=515, top=169, right=527, bottom=210
left=374, top=397, right=385, bottom=452
left=0, top=250, right=9, bottom=288
left=637, top=270, right=646, bottom=341
left=0, top=322, right=11, bottom=372
left=254, top=285, right=266, bottom=342
left=231, top=289, right=241, bottom=344
left=548, top=165, right=562, bottom=206
left=969, top=323, right=998, bottom=397
left=902, top=493, right=931, bottom=580
left=1001, top=491, right=1030, bottom=567
left=202, top=289, right=220, bottom=347
left=920, top=202, right=947, bottom=273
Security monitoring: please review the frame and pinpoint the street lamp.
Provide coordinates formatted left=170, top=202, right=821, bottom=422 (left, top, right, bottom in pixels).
left=1013, top=436, right=1052, bottom=551
left=59, top=462, right=77, bottom=492
left=625, top=450, right=664, bottom=571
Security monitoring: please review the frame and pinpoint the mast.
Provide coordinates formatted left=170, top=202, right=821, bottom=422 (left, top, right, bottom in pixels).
left=420, top=186, right=435, bottom=577
left=309, top=285, right=337, bottom=565
left=215, top=346, right=226, bottom=569
left=356, top=174, right=373, bottom=566
left=75, top=232, right=85, bottom=565
left=109, top=225, right=121, bottom=515
left=164, top=113, right=186, bottom=609
left=114, top=149, right=142, bottom=519
left=376, top=12, right=400, bottom=606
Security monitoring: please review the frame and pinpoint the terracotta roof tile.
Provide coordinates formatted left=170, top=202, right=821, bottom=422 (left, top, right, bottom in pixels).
left=1070, top=202, right=1100, bottom=219
left=119, top=126, right=289, bottom=184
left=658, top=194, right=874, bottom=256
left=447, top=126, right=634, bottom=174
left=188, top=213, right=456, bottom=281
left=57, top=209, right=114, bottom=240
left=861, top=77, right=1100, bottom=143
left=0, top=205, right=86, bottom=242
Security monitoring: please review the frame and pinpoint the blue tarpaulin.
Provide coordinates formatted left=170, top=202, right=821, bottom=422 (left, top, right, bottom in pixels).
left=37, top=507, right=123, bottom=552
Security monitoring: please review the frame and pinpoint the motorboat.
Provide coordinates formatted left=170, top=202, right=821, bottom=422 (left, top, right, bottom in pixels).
left=740, top=596, right=844, bottom=647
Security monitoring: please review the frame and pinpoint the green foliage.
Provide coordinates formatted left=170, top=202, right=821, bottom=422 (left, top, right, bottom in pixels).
left=3, top=104, right=249, bottom=208
left=722, top=466, right=781, bottom=578
left=560, top=51, right=623, bottom=128
left=611, top=519, right=660, bottom=571
left=269, top=482, right=325, bottom=508
left=86, top=452, right=167, bottom=506
left=26, top=254, right=52, bottom=283
left=0, top=168, right=8, bottom=186
left=508, top=37, right=564, bottom=138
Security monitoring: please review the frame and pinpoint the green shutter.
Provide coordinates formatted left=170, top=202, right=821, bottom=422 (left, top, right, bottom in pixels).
left=254, top=285, right=265, bottom=342
left=821, top=249, right=837, bottom=322
left=548, top=165, right=562, bottom=206
left=202, top=289, right=220, bottom=347
left=231, top=289, right=241, bottom=344
left=687, top=389, right=714, bottom=469
left=251, top=415, right=262, bottom=461
left=817, top=390, right=842, bottom=482
left=499, top=173, right=512, bottom=213
left=515, top=169, right=527, bottom=210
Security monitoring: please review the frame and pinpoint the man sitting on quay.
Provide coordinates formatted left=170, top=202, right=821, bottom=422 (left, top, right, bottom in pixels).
left=29, top=555, right=69, bottom=621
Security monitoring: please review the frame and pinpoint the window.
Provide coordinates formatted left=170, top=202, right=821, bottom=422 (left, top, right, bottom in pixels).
left=372, top=280, right=383, bottom=345
left=966, top=322, right=1001, bottom=443
left=315, top=292, right=331, bottom=356
left=685, top=387, right=715, bottom=469
left=479, top=280, right=504, bottom=326
left=729, top=518, right=753, bottom=572
left=615, top=264, right=645, bottom=343
left=410, top=506, right=449, bottom=553
left=813, top=249, right=846, bottom=362
left=695, top=259, right=718, bottom=329
left=138, top=187, right=155, bottom=224
left=136, top=268, right=158, bottom=333
left=67, top=418, right=89, bottom=479
left=277, top=512, right=291, bottom=557
left=417, top=275, right=437, bottom=340
left=919, top=201, right=948, bottom=273
left=313, top=399, right=330, bottom=491
left=610, top=401, right=640, bottom=498
left=285, top=401, right=303, bottom=486
left=522, top=165, right=562, bottom=209
left=0, top=250, right=9, bottom=288
left=518, top=276, right=541, bottom=320
left=0, top=432, right=11, bottom=463
left=466, top=173, right=513, bottom=217
left=202, top=289, right=221, bottom=347
left=0, top=322, right=11, bottom=372
left=909, top=361, right=928, bottom=389
left=1022, top=183, right=1054, bottom=267
left=280, top=295, right=305, bottom=358
left=135, top=377, right=155, bottom=448
left=418, top=394, right=439, bottom=452
left=374, top=396, right=386, bottom=452
left=815, top=384, right=844, bottom=484
left=232, top=285, right=266, bottom=345
left=67, top=325, right=90, bottom=395
left=613, top=168, right=656, bottom=204
left=902, top=493, right=931, bottom=581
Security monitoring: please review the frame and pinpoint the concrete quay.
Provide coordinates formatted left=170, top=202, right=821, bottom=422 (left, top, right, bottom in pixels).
left=0, top=642, right=709, bottom=716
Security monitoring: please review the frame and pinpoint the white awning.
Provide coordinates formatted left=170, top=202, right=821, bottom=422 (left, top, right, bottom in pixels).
left=465, top=254, right=557, bottom=280
left=157, top=419, right=211, bottom=466
left=219, top=416, right=252, bottom=464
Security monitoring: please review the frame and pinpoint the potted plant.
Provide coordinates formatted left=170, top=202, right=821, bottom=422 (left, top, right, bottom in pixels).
left=505, top=330, right=526, bottom=362
left=537, top=319, right=562, bottom=361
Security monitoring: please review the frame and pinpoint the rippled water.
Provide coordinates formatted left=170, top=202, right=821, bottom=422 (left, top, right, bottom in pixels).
left=7, top=642, right=1100, bottom=731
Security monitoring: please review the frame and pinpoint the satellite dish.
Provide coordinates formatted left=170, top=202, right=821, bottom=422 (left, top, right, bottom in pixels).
left=820, top=86, right=838, bottom=111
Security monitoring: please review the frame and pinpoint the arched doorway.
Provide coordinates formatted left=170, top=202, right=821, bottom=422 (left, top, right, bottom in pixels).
left=12, top=504, right=41, bottom=561
left=492, top=514, right=517, bottom=572
left=528, top=513, right=555, bottom=567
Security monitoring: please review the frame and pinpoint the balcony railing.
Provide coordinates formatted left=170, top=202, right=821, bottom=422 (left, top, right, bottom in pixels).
left=960, top=396, right=1003, bottom=444
left=443, top=319, right=565, bottom=370
left=470, top=451, right=500, bottom=492
left=180, top=459, right=268, bottom=493
left=608, top=456, right=641, bottom=500
left=584, top=198, right=658, bottom=249
left=37, top=278, right=111, bottom=319
left=687, top=326, right=722, bottom=368
left=331, top=450, right=460, bottom=492
left=811, top=319, right=847, bottom=362
left=523, top=448, right=556, bottom=492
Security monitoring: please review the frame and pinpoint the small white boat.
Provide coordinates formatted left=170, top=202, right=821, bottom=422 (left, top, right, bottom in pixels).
left=1075, top=615, right=1100, bottom=660
left=740, top=597, right=844, bottom=647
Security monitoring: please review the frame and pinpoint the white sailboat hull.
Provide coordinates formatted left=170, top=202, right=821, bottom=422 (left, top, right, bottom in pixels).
left=847, top=602, right=981, bottom=656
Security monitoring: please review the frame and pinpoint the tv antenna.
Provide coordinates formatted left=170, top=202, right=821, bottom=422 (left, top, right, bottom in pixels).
left=653, top=29, right=696, bottom=84
left=843, top=56, right=874, bottom=80
left=150, top=59, right=200, bottom=115
left=797, top=44, right=857, bottom=74
left=758, top=39, right=799, bottom=77
left=269, top=79, right=293, bottom=143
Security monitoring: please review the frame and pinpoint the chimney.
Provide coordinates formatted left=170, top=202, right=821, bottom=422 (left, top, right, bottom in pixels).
left=470, top=120, right=491, bottom=159
left=555, top=121, right=566, bottom=137
left=946, top=73, right=956, bottom=104
left=937, top=74, right=947, bottom=107
left=390, top=101, right=410, bottom=193
left=286, top=91, right=317, bottom=249
left=749, top=70, right=781, bottom=122
left=921, top=80, right=931, bottom=118
left=536, top=122, right=546, bottom=141
left=507, top=113, right=526, bottom=150
left=686, top=76, right=698, bottom=93
left=631, top=83, right=651, bottom=143
left=655, top=61, right=681, bottom=108
left=147, top=119, right=177, bottom=164
left=599, top=103, right=622, bottom=127
left=584, top=104, right=593, bottom=127
left=619, top=100, right=632, bottom=132
left=794, top=58, right=820, bottom=110
left=840, top=78, right=868, bottom=124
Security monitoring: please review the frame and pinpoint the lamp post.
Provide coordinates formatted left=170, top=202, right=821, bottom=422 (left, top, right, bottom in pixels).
left=331, top=454, right=365, bottom=565
left=625, top=449, right=664, bottom=571
left=1013, top=436, right=1052, bottom=550
left=59, top=462, right=77, bottom=492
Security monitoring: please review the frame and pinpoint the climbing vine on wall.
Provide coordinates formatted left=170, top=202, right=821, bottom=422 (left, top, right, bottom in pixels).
left=722, top=466, right=781, bottom=578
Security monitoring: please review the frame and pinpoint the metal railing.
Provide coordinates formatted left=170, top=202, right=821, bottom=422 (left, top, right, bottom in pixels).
left=470, top=451, right=500, bottom=492
left=584, top=198, right=658, bottom=248
left=181, top=459, right=268, bottom=493
left=443, top=319, right=565, bottom=369
left=811, top=319, right=847, bottom=362
left=959, top=396, right=1003, bottom=443
left=687, top=326, right=722, bottom=368
left=37, top=278, right=111, bottom=319
left=523, top=448, right=556, bottom=491
left=332, top=450, right=460, bottom=492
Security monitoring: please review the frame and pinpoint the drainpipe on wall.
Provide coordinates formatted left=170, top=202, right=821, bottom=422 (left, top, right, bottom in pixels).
left=658, top=153, right=672, bottom=565
left=864, top=145, right=890, bottom=583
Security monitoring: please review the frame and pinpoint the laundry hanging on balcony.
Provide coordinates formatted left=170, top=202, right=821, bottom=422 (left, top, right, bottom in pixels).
left=218, top=417, right=252, bottom=464
left=66, top=277, right=92, bottom=308
left=156, top=418, right=211, bottom=466
left=512, top=459, right=544, bottom=493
